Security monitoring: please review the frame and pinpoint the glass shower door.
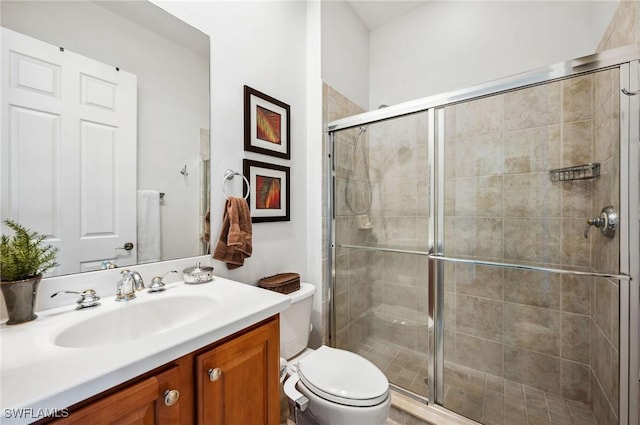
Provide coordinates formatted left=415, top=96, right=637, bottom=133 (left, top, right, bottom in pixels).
left=331, top=111, right=432, bottom=399
left=435, top=68, right=623, bottom=425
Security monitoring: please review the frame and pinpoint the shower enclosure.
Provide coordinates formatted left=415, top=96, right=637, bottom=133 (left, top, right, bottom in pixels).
left=327, top=46, right=639, bottom=425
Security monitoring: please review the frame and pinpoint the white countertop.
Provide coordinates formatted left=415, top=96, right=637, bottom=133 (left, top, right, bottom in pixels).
left=0, top=276, right=290, bottom=425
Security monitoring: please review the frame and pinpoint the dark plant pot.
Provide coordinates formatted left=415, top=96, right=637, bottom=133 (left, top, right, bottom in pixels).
left=1, top=275, right=42, bottom=325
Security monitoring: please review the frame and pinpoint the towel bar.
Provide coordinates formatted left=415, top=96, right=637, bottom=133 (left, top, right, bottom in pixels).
left=222, top=169, right=250, bottom=200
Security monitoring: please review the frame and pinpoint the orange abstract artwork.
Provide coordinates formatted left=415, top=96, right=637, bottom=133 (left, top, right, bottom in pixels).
left=255, top=175, right=281, bottom=209
left=256, top=106, right=282, bottom=145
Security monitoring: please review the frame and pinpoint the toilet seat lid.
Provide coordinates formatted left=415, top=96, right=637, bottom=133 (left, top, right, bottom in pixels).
left=297, top=345, right=389, bottom=407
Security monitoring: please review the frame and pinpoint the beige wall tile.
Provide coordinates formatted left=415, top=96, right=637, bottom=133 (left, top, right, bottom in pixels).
left=561, top=360, right=590, bottom=402
left=561, top=274, right=592, bottom=315
left=454, top=133, right=503, bottom=177
left=383, top=181, right=418, bottom=216
left=560, top=180, right=593, bottom=218
left=454, top=95, right=503, bottom=138
left=503, top=345, right=561, bottom=393
left=562, top=74, right=593, bottom=123
left=503, top=173, right=560, bottom=217
left=561, top=120, right=593, bottom=167
left=504, top=83, right=561, bottom=131
left=593, top=324, right=613, bottom=408
left=454, top=217, right=503, bottom=259
left=503, top=303, right=561, bottom=356
left=504, top=125, right=561, bottom=174
left=503, top=218, right=561, bottom=264
left=456, top=294, right=503, bottom=342
left=455, top=176, right=503, bottom=217
left=455, top=263, right=503, bottom=301
left=503, top=269, right=561, bottom=310
left=455, top=333, right=503, bottom=376
left=561, top=219, right=592, bottom=267
left=594, top=278, right=613, bottom=341
left=561, top=313, right=590, bottom=364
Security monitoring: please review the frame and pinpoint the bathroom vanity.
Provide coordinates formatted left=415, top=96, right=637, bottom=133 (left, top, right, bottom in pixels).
left=0, top=277, right=289, bottom=425
left=41, top=316, right=279, bottom=425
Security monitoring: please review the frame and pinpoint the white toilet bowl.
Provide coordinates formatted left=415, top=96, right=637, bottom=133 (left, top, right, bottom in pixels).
left=279, top=284, right=390, bottom=425
left=284, top=345, right=390, bottom=425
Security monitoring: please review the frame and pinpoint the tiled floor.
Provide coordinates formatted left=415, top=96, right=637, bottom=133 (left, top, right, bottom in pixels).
left=353, top=337, right=599, bottom=425
left=355, top=337, right=430, bottom=398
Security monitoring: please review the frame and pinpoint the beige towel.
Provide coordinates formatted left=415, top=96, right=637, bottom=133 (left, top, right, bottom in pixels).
left=213, top=197, right=253, bottom=269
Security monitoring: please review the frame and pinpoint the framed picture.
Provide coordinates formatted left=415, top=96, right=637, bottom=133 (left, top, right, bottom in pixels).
left=243, top=159, right=290, bottom=222
left=244, top=85, right=290, bottom=159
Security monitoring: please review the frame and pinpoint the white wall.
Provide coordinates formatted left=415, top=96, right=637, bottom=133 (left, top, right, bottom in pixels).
left=368, top=1, right=618, bottom=109
left=321, top=0, right=370, bottom=110
left=1, top=1, right=209, bottom=261
left=305, top=0, right=325, bottom=349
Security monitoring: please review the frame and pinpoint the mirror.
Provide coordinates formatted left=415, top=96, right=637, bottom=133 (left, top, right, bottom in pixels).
left=1, top=0, right=210, bottom=276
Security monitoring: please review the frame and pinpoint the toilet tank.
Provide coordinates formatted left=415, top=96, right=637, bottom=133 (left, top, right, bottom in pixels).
left=280, top=282, right=316, bottom=359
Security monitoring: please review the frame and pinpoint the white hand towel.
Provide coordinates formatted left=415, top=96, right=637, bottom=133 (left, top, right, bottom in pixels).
left=137, top=190, right=161, bottom=263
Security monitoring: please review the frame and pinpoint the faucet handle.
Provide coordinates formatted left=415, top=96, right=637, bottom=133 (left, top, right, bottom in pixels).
left=51, top=289, right=101, bottom=310
left=584, top=206, right=617, bottom=239
left=148, top=270, right=178, bottom=293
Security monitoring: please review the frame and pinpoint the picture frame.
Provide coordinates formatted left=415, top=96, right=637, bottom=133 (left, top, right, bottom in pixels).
left=244, top=85, right=290, bottom=159
left=243, top=159, right=290, bottom=222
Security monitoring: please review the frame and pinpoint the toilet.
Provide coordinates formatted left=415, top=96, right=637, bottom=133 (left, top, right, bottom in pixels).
left=280, top=283, right=390, bottom=425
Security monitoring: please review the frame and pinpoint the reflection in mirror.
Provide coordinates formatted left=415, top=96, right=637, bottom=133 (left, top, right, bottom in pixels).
left=1, top=0, right=210, bottom=276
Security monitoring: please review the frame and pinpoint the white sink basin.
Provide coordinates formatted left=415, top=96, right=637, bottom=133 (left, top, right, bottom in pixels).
left=53, top=295, right=214, bottom=348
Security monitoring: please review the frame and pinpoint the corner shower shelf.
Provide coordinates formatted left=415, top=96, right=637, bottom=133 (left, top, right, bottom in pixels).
left=549, top=163, right=600, bottom=182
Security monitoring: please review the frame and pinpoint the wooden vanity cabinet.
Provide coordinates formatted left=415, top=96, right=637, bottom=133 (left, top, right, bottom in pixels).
left=196, top=315, right=280, bottom=425
left=43, top=315, right=279, bottom=425
left=48, top=362, right=186, bottom=425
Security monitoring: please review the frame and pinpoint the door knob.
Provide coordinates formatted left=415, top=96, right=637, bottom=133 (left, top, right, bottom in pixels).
left=584, top=206, right=617, bottom=239
left=116, top=242, right=134, bottom=251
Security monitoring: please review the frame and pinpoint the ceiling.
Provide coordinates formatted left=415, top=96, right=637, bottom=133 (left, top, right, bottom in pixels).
left=347, top=1, right=429, bottom=30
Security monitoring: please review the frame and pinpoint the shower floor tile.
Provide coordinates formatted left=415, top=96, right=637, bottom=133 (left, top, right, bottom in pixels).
left=353, top=337, right=599, bottom=425
left=443, top=362, right=598, bottom=425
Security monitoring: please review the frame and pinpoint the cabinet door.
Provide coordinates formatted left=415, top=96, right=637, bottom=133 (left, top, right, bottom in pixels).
left=196, top=317, right=279, bottom=425
left=50, top=366, right=182, bottom=425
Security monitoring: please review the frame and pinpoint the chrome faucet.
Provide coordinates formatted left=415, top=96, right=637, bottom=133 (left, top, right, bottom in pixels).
left=116, top=270, right=145, bottom=301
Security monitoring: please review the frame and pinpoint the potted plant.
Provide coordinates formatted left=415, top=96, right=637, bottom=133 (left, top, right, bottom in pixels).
left=1, top=219, right=58, bottom=324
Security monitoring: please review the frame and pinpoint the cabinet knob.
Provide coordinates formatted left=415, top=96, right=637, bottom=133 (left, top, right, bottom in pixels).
left=164, top=389, right=180, bottom=406
left=208, top=368, right=222, bottom=382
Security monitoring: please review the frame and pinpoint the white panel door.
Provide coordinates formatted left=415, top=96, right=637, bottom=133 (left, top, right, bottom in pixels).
left=1, top=28, right=137, bottom=275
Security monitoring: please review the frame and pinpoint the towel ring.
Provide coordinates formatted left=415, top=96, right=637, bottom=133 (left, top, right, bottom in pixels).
left=222, top=169, right=250, bottom=200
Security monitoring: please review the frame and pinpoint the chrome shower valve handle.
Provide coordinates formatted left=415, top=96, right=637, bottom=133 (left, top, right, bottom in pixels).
left=584, top=206, right=617, bottom=239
